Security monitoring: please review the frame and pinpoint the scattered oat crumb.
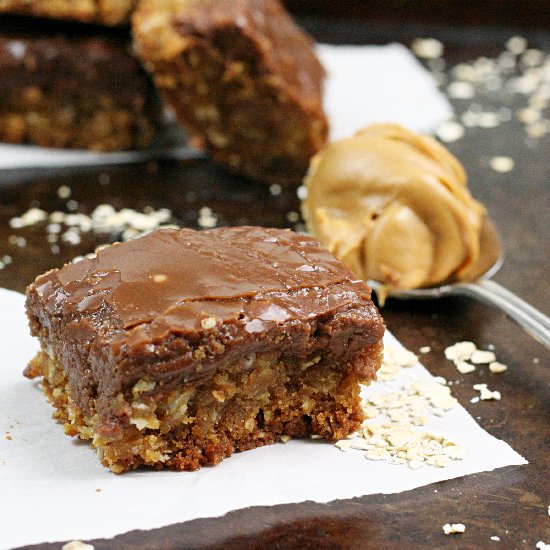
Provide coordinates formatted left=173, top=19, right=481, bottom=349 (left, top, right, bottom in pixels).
left=98, top=173, right=110, bottom=185
left=197, top=206, right=217, bottom=228
left=293, top=222, right=307, bottom=234
left=471, top=350, right=497, bottom=364
left=5, top=435, right=12, bottom=441
left=47, top=222, right=62, bottom=234
left=517, top=107, right=541, bottom=124
left=62, top=229, right=81, bottom=246
left=490, top=535, right=500, bottom=541
left=427, top=57, right=445, bottom=73
left=152, top=274, right=167, bottom=283
left=286, top=211, right=300, bottom=223
left=462, top=110, right=481, bottom=127
left=436, top=38, right=550, bottom=144
left=526, top=121, right=548, bottom=139
left=296, top=185, right=308, bottom=201
left=506, top=35, right=528, bottom=55
left=310, top=434, right=322, bottom=440
left=66, top=199, right=79, bottom=211
left=456, top=361, right=476, bottom=374
left=9, top=207, right=47, bottom=228
left=447, top=81, right=475, bottom=99
left=534, top=358, right=539, bottom=364
left=336, top=343, right=466, bottom=469
left=478, top=111, right=500, bottom=128
left=445, top=341, right=476, bottom=362
left=489, top=361, right=508, bottom=374
left=473, top=383, right=501, bottom=401
left=95, top=488, right=101, bottom=493
left=269, top=183, right=282, bottom=196
left=411, top=37, right=444, bottom=59
left=8, top=235, right=27, bottom=247
left=61, top=542, right=94, bottom=550
left=408, top=459, right=424, bottom=470
left=9, top=204, right=176, bottom=258
left=443, top=523, right=466, bottom=535
left=335, top=439, right=352, bottom=451
left=419, top=346, right=431, bottom=354
left=470, top=396, right=480, bottom=404
left=57, top=185, right=71, bottom=199
left=341, top=409, right=465, bottom=468
left=490, top=156, right=515, bottom=173
left=377, top=343, right=418, bottom=380
left=436, top=120, right=465, bottom=142
left=445, top=341, right=508, bottom=376
left=280, top=435, right=291, bottom=443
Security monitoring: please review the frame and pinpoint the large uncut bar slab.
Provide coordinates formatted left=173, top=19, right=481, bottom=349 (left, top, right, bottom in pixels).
left=0, top=17, right=161, bottom=151
left=132, top=0, right=328, bottom=185
left=25, top=227, right=384, bottom=473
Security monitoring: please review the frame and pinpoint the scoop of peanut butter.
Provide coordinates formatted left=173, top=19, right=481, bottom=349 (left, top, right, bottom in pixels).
left=302, top=124, right=486, bottom=289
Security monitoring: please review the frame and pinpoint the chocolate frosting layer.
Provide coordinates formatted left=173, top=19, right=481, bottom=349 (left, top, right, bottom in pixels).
left=27, top=227, right=384, bottom=422
left=52, top=227, right=356, bottom=328
left=0, top=36, right=149, bottom=98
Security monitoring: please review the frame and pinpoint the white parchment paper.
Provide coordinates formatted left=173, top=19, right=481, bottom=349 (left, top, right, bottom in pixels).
left=0, top=43, right=452, bottom=171
left=0, top=288, right=525, bottom=549
left=318, top=43, right=452, bottom=141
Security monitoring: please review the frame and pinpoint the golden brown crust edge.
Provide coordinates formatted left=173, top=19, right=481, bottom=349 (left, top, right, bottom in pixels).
left=26, top=341, right=383, bottom=473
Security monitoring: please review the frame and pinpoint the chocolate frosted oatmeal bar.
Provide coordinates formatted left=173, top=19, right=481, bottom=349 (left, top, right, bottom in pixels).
left=0, top=0, right=136, bottom=25
left=132, top=0, right=328, bottom=185
left=0, top=19, right=161, bottom=151
left=25, top=227, right=384, bottom=472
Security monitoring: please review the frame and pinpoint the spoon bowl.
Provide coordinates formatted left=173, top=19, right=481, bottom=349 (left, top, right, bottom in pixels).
left=369, top=215, right=550, bottom=349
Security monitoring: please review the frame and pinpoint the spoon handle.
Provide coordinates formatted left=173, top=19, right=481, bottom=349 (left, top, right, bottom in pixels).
left=455, top=279, right=550, bottom=349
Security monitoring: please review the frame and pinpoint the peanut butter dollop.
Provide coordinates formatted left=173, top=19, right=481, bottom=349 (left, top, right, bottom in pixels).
left=302, top=124, right=486, bottom=289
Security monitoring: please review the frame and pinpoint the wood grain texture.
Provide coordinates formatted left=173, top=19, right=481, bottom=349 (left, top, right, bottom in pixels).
left=2, top=14, right=549, bottom=550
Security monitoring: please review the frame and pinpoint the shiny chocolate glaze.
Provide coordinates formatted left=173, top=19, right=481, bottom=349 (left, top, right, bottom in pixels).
left=26, top=227, right=384, bottom=434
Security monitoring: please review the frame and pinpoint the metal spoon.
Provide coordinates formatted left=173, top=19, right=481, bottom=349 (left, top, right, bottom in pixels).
left=369, top=216, right=550, bottom=349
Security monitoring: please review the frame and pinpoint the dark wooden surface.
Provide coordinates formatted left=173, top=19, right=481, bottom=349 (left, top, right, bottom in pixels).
left=2, top=14, right=549, bottom=550
left=285, top=0, right=550, bottom=30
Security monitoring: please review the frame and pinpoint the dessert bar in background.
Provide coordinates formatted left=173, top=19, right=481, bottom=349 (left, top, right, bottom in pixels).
left=132, top=0, right=328, bottom=185
left=24, top=227, right=384, bottom=472
left=0, top=0, right=136, bottom=26
left=0, top=16, right=162, bottom=151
